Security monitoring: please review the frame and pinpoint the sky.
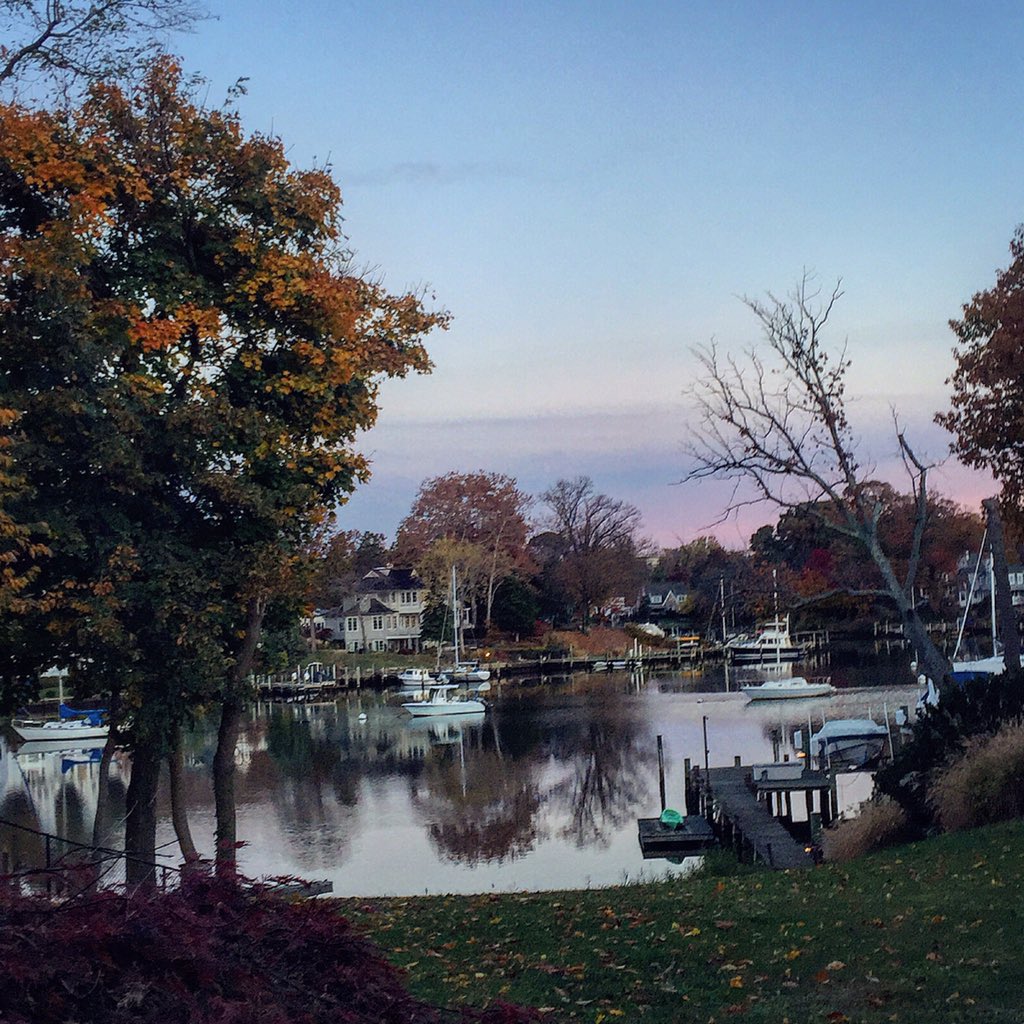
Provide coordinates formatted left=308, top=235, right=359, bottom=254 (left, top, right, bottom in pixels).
left=176, top=1, right=1019, bottom=548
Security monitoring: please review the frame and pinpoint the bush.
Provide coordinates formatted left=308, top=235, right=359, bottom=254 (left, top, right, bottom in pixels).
left=821, top=797, right=909, bottom=862
left=930, top=721, right=1024, bottom=832
left=0, top=876, right=538, bottom=1024
left=875, top=670, right=1024, bottom=830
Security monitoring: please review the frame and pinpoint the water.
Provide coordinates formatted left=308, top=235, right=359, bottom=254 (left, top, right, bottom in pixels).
left=0, top=649, right=923, bottom=896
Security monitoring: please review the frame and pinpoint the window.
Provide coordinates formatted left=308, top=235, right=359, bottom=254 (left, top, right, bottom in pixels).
left=372, top=616, right=384, bottom=631
left=346, top=617, right=357, bottom=632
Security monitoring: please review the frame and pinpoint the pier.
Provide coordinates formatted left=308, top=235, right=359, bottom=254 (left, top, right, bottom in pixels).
left=684, top=759, right=837, bottom=870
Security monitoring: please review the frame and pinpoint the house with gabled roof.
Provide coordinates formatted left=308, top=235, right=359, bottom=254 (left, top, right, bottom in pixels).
left=316, top=566, right=427, bottom=652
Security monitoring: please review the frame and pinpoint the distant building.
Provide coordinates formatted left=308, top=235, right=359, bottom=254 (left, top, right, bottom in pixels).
left=644, top=582, right=690, bottom=614
left=956, top=552, right=1024, bottom=610
left=316, top=566, right=427, bottom=652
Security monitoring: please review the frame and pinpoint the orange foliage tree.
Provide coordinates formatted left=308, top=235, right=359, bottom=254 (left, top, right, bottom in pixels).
left=0, top=61, right=447, bottom=879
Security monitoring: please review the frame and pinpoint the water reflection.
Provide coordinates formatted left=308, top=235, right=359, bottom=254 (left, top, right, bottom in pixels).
left=0, top=654, right=922, bottom=895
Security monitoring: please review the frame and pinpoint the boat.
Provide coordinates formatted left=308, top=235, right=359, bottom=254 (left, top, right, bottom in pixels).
left=396, top=667, right=440, bottom=689
left=741, top=676, right=835, bottom=701
left=437, top=567, right=491, bottom=683
left=11, top=703, right=109, bottom=744
left=442, top=660, right=491, bottom=684
left=728, top=615, right=806, bottom=664
left=809, top=718, right=888, bottom=769
left=401, top=684, right=487, bottom=717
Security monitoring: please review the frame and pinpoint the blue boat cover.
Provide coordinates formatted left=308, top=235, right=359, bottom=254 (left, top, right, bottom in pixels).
left=59, top=703, right=107, bottom=727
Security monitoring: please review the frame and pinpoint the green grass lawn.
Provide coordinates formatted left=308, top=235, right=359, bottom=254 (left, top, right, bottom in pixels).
left=339, top=820, right=1024, bottom=1022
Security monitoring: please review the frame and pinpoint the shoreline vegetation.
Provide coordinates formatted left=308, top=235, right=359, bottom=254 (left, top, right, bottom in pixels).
left=339, top=820, right=1024, bottom=1023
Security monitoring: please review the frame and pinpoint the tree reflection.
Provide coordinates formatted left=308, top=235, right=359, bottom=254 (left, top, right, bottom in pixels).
left=546, top=714, right=654, bottom=847
left=410, top=720, right=543, bottom=866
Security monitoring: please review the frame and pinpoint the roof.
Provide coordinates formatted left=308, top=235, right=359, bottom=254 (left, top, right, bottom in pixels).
left=357, top=566, right=424, bottom=593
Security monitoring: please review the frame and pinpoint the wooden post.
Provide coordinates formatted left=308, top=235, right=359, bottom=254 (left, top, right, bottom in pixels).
left=657, top=735, right=667, bottom=812
left=683, top=757, right=691, bottom=815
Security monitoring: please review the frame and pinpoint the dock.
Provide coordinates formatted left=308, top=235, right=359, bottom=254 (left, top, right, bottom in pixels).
left=686, top=761, right=836, bottom=870
left=637, top=815, right=716, bottom=858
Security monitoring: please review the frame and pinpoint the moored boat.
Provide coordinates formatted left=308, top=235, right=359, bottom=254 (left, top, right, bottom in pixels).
left=401, top=684, right=486, bottom=717
left=396, top=667, right=440, bottom=689
left=741, top=676, right=835, bottom=701
left=728, top=615, right=806, bottom=664
left=809, top=718, right=888, bottom=769
left=12, top=703, right=109, bottom=744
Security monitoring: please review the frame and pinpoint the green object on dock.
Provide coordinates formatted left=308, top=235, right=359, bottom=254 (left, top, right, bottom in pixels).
left=659, top=808, right=683, bottom=829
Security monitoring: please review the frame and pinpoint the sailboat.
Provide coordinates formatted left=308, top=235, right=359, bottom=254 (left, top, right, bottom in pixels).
left=438, top=566, right=491, bottom=686
left=951, top=548, right=1005, bottom=678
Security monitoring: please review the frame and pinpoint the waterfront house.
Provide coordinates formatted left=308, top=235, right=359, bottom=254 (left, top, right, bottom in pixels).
left=316, top=566, right=428, bottom=653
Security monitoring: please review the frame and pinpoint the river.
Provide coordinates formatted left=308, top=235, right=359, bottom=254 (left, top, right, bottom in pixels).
left=0, top=647, right=924, bottom=896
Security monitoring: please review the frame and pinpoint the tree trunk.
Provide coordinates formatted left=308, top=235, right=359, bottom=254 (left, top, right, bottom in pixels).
left=213, top=595, right=265, bottom=878
left=91, top=730, right=116, bottom=849
left=984, top=498, right=1021, bottom=672
left=867, top=535, right=950, bottom=684
left=168, top=726, right=200, bottom=867
left=124, top=745, right=162, bottom=886
left=91, top=683, right=121, bottom=852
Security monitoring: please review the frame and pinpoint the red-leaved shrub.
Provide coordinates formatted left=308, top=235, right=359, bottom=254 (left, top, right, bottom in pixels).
left=0, top=876, right=538, bottom=1024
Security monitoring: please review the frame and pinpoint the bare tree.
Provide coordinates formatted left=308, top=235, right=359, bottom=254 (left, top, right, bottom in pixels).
left=684, top=276, right=951, bottom=684
left=0, top=0, right=203, bottom=93
left=542, top=476, right=645, bottom=628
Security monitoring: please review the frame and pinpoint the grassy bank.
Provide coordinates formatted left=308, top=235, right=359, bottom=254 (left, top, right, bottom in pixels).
left=340, top=820, right=1024, bottom=1022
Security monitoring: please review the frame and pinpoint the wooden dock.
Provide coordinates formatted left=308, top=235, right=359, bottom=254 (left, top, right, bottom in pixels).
left=687, top=763, right=835, bottom=870
left=637, top=816, right=716, bottom=859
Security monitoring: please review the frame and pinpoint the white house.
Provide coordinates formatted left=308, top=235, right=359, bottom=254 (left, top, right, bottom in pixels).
left=317, top=566, right=427, bottom=653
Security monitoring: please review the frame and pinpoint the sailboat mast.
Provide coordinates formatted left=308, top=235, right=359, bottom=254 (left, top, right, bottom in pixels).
left=451, top=564, right=460, bottom=668
left=773, top=568, right=781, bottom=666
left=990, top=553, right=998, bottom=657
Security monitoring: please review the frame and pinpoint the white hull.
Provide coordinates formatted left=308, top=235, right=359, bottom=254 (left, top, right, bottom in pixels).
left=742, top=678, right=834, bottom=701
left=397, top=669, right=440, bottom=689
left=402, top=698, right=487, bottom=717
left=12, top=721, right=109, bottom=743
left=810, top=719, right=888, bottom=769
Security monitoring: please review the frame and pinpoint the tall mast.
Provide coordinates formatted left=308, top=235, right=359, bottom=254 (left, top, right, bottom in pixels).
left=451, top=564, right=460, bottom=668
left=773, top=568, right=781, bottom=666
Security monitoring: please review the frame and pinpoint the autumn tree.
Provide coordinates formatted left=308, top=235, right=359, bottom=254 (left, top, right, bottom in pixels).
left=684, top=277, right=951, bottom=684
left=941, top=227, right=1024, bottom=521
left=0, top=63, right=445, bottom=879
left=655, top=536, right=750, bottom=631
left=395, top=470, right=531, bottom=629
left=0, top=0, right=202, bottom=93
left=309, top=529, right=391, bottom=607
left=540, top=476, right=646, bottom=629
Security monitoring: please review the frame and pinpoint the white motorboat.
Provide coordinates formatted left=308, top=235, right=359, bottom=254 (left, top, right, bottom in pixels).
left=741, top=676, right=835, bottom=701
left=443, top=660, right=491, bottom=683
left=396, top=667, right=440, bottom=689
left=728, top=616, right=806, bottom=664
left=401, top=684, right=486, bottom=717
left=809, top=719, right=888, bottom=769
